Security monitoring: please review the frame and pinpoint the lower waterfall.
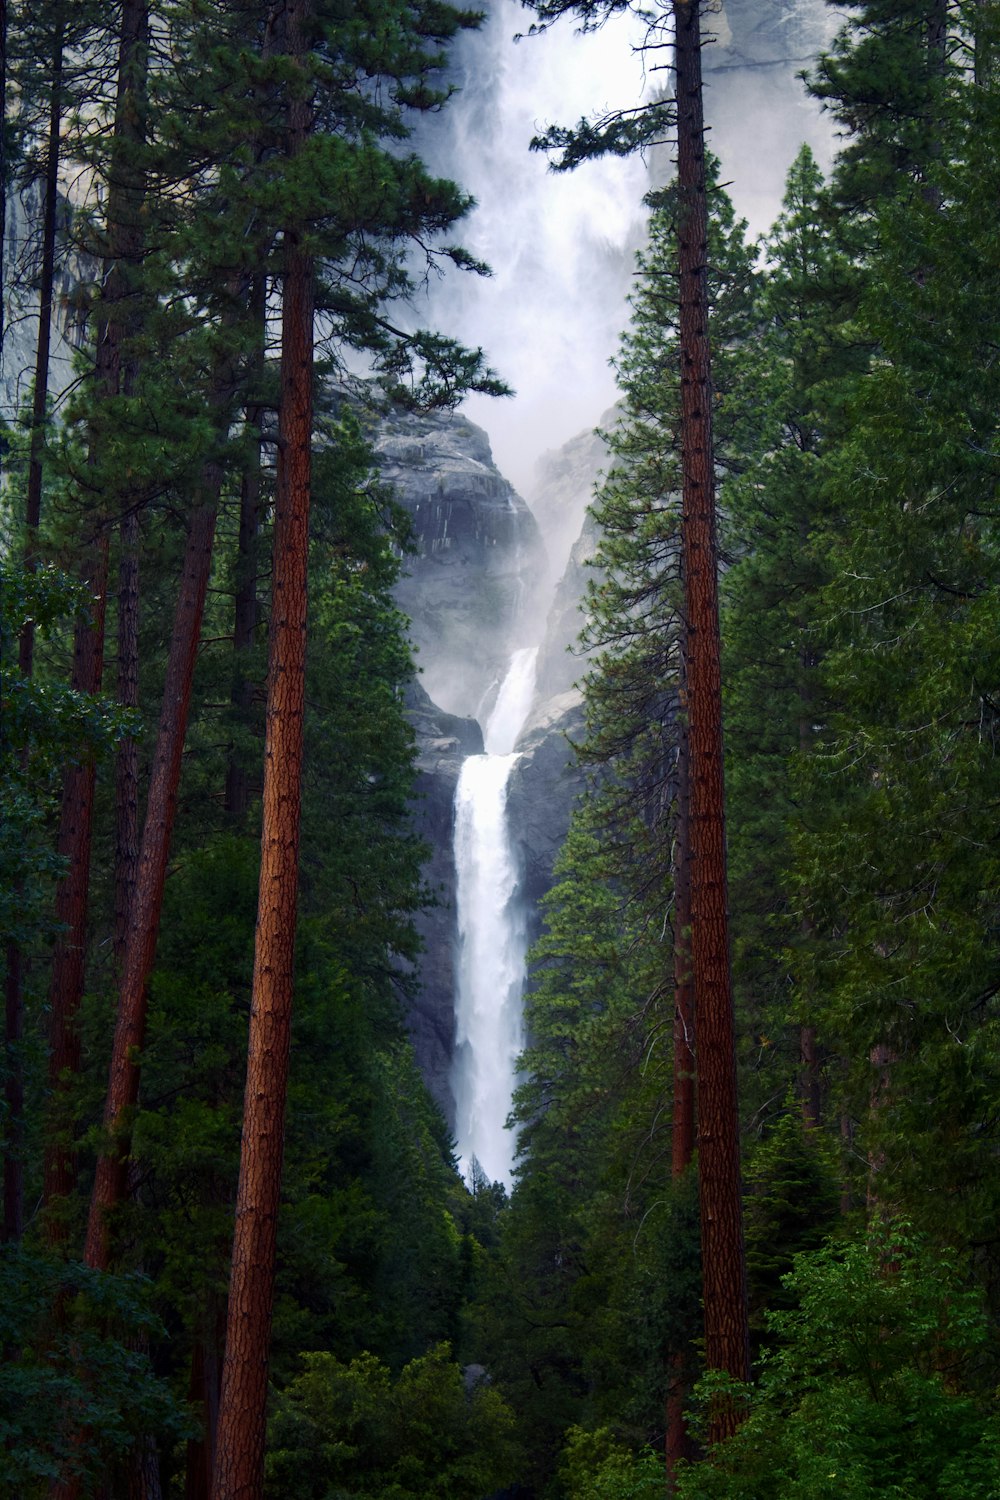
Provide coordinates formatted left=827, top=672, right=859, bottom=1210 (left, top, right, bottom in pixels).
left=451, top=646, right=539, bottom=1187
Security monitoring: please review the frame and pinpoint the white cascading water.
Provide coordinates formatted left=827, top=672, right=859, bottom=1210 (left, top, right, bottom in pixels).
left=452, top=646, right=539, bottom=1186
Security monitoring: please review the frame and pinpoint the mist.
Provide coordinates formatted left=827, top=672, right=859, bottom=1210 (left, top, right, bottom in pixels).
left=415, top=0, right=838, bottom=501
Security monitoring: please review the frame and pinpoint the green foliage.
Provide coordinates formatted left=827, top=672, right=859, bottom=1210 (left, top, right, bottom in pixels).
left=484, top=806, right=700, bottom=1490
left=809, top=0, right=951, bottom=217
left=575, top=160, right=761, bottom=1027
left=786, top=3, right=1000, bottom=1250
left=718, top=142, right=865, bottom=1112
left=558, top=1427, right=664, bottom=1499
left=677, top=1227, right=1000, bottom=1500
left=743, top=1107, right=841, bottom=1344
left=0, top=560, right=134, bottom=948
left=266, top=1344, right=521, bottom=1499
left=0, top=1246, right=184, bottom=1496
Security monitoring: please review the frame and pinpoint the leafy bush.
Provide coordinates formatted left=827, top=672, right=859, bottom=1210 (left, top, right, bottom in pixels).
left=266, top=1343, right=521, bottom=1499
left=677, top=1226, right=1000, bottom=1500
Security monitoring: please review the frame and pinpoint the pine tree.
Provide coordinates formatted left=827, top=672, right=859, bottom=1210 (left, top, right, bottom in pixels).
left=673, top=0, right=750, bottom=1433
left=793, top=0, right=1000, bottom=1249
left=720, top=143, right=863, bottom=1132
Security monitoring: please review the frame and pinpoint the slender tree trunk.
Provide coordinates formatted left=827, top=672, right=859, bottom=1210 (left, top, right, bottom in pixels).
left=0, top=0, right=9, bottom=373
left=866, top=1039, right=896, bottom=1219
left=185, top=1291, right=226, bottom=1500
left=672, top=706, right=695, bottom=1180
left=666, top=693, right=695, bottom=1483
left=674, top=0, right=750, bottom=1442
left=21, top=13, right=65, bottom=682
left=115, top=504, right=141, bottom=964
left=3, top=949, right=24, bottom=1242
left=84, top=485, right=221, bottom=1270
left=797, top=667, right=821, bottom=1129
left=225, top=273, right=267, bottom=822
left=43, top=535, right=111, bottom=1240
left=213, top=8, right=314, bottom=1482
left=921, top=0, right=947, bottom=209
left=799, top=1021, right=821, bottom=1129
left=43, top=0, right=149, bottom=1243
left=3, top=11, right=65, bottom=1245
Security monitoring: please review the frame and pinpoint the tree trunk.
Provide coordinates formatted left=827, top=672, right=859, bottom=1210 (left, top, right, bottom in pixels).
left=797, top=669, right=821, bottom=1128
left=43, top=0, right=149, bottom=1243
left=43, top=534, right=111, bottom=1241
left=799, top=1022, right=822, bottom=1130
left=672, top=706, right=695, bottom=1180
left=674, top=0, right=750, bottom=1442
left=115, top=504, right=141, bottom=965
left=866, top=1039, right=896, bottom=1219
left=4, top=10, right=65, bottom=1245
left=20, top=11, right=64, bottom=682
left=84, top=487, right=220, bottom=1270
left=213, top=7, right=314, bottom=1482
left=666, top=697, right=695, bottom=1483
left=184, top=1291, right=226, bottom=1500
left=225, top=273, right=267, bottom=822
left=0, top=0, right=9, bottom=375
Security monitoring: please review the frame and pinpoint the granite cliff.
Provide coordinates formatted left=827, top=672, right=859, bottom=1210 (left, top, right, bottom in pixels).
left=387, top=408, right=607, bottom=1118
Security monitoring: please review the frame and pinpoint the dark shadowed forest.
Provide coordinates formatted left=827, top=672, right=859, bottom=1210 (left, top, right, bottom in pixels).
left=2, top=0, right=1000, bottom=1496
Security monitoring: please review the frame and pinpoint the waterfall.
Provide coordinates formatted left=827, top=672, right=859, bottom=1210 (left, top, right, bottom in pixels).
left=452, top=646, right=539, bottom=1186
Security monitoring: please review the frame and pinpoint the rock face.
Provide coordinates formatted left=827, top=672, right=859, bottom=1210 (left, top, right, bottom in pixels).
left=508, top=482, right=605, bottom=951
left=533, top=506, right=602, bottom=704
left=1, top=183, right=90, bottom=433
left=708, top=0, right=833, bottom=66
left=526, top=419, right=610, bottom=589
left=404, top=679, right=483, bottom=1117
left=376, top=408, right=545, bottom=720
left=392, top=409, right=607, bottom=1117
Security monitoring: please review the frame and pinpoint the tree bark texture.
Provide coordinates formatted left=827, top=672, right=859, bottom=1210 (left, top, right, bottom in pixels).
left=666, top=700, right=695, bottom=1483
left=213, top=20, right=314, bottom=1479
left=0, top=0, right=9, bottom=372
left=672, top=706, right=695, bottom=1181
left=43, top=534, right=110, bottom=1237
left=225, top=273, right=268, bottom=822
left=674, top=0, right=750, bottom=1438
left=3, top=944, right=24, bottom=1242
left=20, top=12, right=64, bottom=683
left=185, top=1292, right=227, bottom=1500
left=5, top=11, right=65, bottom=1244
left=84, top=490, right=220, bottom=1270
left=115, top=504, right=141, bottom=965
left=43, top=0, right=150, bottom=1241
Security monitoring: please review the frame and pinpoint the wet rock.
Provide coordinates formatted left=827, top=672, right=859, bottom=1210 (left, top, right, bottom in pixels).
left=376, top=408, right=545, bottom=719
left=403, top=678, right=483, bottom=1118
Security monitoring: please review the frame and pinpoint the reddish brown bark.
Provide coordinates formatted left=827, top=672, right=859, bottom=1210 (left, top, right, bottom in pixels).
left=185, top=1295, right=226, bottom=1500
left=672, top=708, right=695, bottom=1181
left=674, top=0, right=750, bottom=1442
left=43, top=0, right=149, bottom=1242
left=115, top=505, right=141, bottom=965
left=5, top=11, right=65, bottom=1245
left=666, top=701, right=695, bottom=1482
left=84, top=490, right=220, bottom=1270
left=213, top=11, right=314, bottom=1478
left=797, top=655, right=822, bottom=1130
left=43, top=534, right=111, bottom=1237
left=866, top=1040, right=896, bottom=1219
left=799, top=1023, right=822, bottom=1130
left=225, top=274, right=267, bottom=822
left=20, top=11, right=64, bottom=683
left=3, top=944, right=25, bottom=1242
left=0, top=2, right=8, bottom=371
